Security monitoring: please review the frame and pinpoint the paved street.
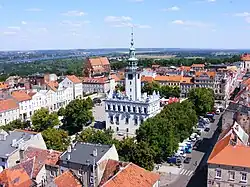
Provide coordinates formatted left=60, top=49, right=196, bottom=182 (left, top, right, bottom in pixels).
left=92, top=101, right=106, bottom=129
left=166, top=113, right=222, bottom=187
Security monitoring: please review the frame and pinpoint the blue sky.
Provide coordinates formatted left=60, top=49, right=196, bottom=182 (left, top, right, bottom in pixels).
left=0, top=0, right=250, bottom=50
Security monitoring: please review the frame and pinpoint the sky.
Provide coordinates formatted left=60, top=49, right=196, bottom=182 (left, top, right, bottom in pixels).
left=1, top=0, right=250, bottom=50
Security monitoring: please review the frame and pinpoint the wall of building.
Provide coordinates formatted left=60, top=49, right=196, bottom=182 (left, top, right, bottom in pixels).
left=0, top=108, right=19, bottom=125
left=208, top=163, right=250, bottom=187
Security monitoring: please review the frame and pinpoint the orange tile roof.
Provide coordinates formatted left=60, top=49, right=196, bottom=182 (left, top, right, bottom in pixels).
left=88, top=57, right=110, bottom=66
left=67, top=75, right=82, bottom=84
left=191, top=64, right=205, bottom=68
left=83, top=77, right=108, bottom=84
left=195, top=71, right=216, bottom=78
left=54, top=170, right=82, bottom=187
left=141, top=76, right=154, bottom=83
left=11, top=90, right=31, bottom=102
left=208, top=129, right=250, bottom=168
left=0, top=82, right=8, bottom=89
left=181, top=77, right=193, bottom=84
left=241, top=53, right=250, bottom=61
left=0, top=99, right=19, bottom=113
left=0, top=168, right=33, bottom=187
left=179, top=66, right=191, bottom=71
left=102, top=163, right=160, bottom=187
left=154, top=75, right=183, bottom=82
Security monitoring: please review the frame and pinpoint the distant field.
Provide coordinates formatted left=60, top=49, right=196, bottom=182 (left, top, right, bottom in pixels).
left=184, top=56, right=205, bottom=59
left=137, top=55, right=176, bottom=59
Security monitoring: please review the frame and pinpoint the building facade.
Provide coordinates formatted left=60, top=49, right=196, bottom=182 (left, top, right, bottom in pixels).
left=104, top=30, right=161, bottom=136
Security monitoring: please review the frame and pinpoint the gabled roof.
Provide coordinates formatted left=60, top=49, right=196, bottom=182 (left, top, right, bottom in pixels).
left=11, top=91, right=31, bottom=102
left=23, top=147, right=61, bottom=178
left=191, top=64, right=205, bottom=68
left=88, top=57, right=110, bottom=66
left=66, top=75, right=82, bottom=84
left=195, top=71, right=216, bottom=79
left=141, top=76, right=154, bottom=83
left=241, top=53, right=250, bottom=61
left=0, top=168, right=33, bottom=187
left=101, top=163, right=160, bottom=187
left=0, top=98, right=19, bottom=113
left=53, top=170, right=82, bottom=187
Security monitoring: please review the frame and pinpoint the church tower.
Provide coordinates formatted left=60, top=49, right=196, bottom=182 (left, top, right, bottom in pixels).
left=125, top=28, right=141, bottom=101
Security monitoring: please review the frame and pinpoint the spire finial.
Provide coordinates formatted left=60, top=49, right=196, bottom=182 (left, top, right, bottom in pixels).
left=130, top=26, right=134, bottom=48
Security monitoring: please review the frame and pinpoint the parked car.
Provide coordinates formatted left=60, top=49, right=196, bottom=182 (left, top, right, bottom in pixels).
left=184, top=157, right=192, bottom=164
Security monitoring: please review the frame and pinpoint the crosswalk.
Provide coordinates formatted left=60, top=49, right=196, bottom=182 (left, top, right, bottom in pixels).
left=179, top=169, right=194, bottom=176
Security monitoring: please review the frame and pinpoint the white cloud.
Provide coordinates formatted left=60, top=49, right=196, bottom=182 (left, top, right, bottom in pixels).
left=2, top=31, right=17, bottom=35
left=162, top=6, right=180, bottom=11
left=61, top=20, right=90, bottom=27
left=233, top=12, right=250, bottom=17
left=104, top=16, right=150, bottom=29
left=25, top=8, right=43, bottom=12
left=21, top=21, right=27, bottom=25
left=7, top=26, right=21, bottom=31
left=62, top=10, right=87, bottom=17
left=172, top=19, right=212, bottom=28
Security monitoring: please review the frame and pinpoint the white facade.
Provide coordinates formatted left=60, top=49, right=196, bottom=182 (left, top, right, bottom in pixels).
left=31, top=91, right=47, bottom=114
left=56, top=83, right=74, bottom=109
left=60, top=76, right=83, bottom=99
left=45, top=89, right=57, bottom=112
left=104, top=31, right=161, bottom=136
left=19, top=99, right=33, bottom=120
left=0, top=109, right=19, bottom=125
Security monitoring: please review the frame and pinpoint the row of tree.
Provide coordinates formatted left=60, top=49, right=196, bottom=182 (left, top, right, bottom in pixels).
left=142, top=82, right=181, bottom=98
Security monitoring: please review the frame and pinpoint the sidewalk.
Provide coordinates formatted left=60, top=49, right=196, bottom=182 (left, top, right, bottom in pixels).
left=153, top=164, right=181, bottom=186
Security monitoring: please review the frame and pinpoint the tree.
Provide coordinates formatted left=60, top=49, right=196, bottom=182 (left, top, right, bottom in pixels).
left=61, top=99, right=94, bottom=135
left=31, top=108, right=60, bottom=132
left=188, top=88, right=215, bottom=116
left=0, top=119, right=30, bottom=131
left=86, top=97, right=94, bottom=108
left=42, top=128, right=70, bottom=151
left=57, top=107, right=65, bottom=116
left=160, top=86, right=180, bottom=98
left=141, top=82, right=160, bottom=95
left=115, top=84, right=125, bottom=92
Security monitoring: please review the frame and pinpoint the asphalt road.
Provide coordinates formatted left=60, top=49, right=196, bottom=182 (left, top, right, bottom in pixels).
left=168, top=114, right=222, bottom=187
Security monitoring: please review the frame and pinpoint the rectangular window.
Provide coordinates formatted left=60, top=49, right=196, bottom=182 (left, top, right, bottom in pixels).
left=126, top=117, right=129, bottom=124
left=128, top=106, right=131, bottom=112
left=133, top=107, right=136, bottom=113
left=123, top=106, right=126, bottom=112
left=241, top=172, right=247, bottom=182
left=215, top=169, right=221, bottom=179
left=135, top=118, right=138, bottom=125
left=228, top=171, right=235, bottom=180
left=118, top=105, right=121, bottom=111
left=108, top=105, right=110, bottom=110
left=116, top=116, right=119, bottom=125
left=78, top=169, right=83, bottom=176
left=144, top=107, right=147, bottom=113
left=141, top=118, right=144, bottom=124
left=128, top=74, right=133, bottom=80
left=110, top=116, right=114, bottom=124
left=138, top=107, right=141, bottom=113
left=113, top=105, right=116, bottom=111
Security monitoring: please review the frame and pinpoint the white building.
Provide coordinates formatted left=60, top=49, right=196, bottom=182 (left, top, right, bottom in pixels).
left=0, top=99, right=20, bottom=125
left=104, top=30, right=161, bottom=136
left=60, top=75, right=83, bottom=99
left=29, top=90, right=47, bottom=114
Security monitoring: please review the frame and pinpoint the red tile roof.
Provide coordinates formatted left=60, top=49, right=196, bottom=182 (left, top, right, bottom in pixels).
left=0, top=168, right=33, bottom=187
left=141, top=76, right=154, bottom=83
left=11, top=90, right=31, bottom=102
left=102, top=163, right=160, bottom=187
left=110, top=74, right=121, bottom=82
left=67, top=75, right=82, bottom=84
left=191, top=64, right=205, bottom=68
left=195, top=71, right=216, bottom=79
left=100, top=160, right=129, bottom=186
left=82, top=77, right=108, bottom=84
left=155, top=75, right=183, bottom=82
left=0, top=99, right=19, bottom=113
left=0, top=82, right=8, bottom=89
left=88, top=57, right=110, bottom=66
left=23, top=147, right=61, bottom=178
left=54, top=170, right=82, bottom=187
left=241, top=53, right=250, bottom=61
left=179, top=66, right=191, bottom=71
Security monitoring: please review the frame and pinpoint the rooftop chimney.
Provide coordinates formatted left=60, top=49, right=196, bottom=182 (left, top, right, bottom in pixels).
left=93, top=148, right=97, bottom=157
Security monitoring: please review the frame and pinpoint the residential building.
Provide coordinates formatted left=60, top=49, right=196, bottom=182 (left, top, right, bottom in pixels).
left=11, top=90, right=33, bottom=120
left=104, top=31, right=161, bottom=136
left=83, top=57, right=111, bottom=77
left=60, top=75, right=83, bottom=99
left=207, top=122, right=250, bottom=187
left=29, top=90, right=47, bottom=115
left=141, top=68, right=157, bottom=78
left=55, top=83, right=74, bottom=110
left=194, top=71, right=216, bottom=89
left=154, top=75, right=183, bottom=87
left=45, top=89, right=57, bottom=112
left=59, top=142, right=119, bottom=187
left=141, top=76, right=154, bottom=87
left=51, top=170, right=82, bottom=187
left=0, top=167, right=33, bottom=187
left=100, top=161, right=160, bottom=187
left=180, top=77, right=194, bottom=98
left=0, top=99, right=19, bottom=125
left=0, top=129, right=46, bottom=169
left=191, top=64, right=205, bottom=71
left=241, top=53, right=250, bottom=72
left=82, top=77, right=115, bottom=94
left=28, top=73, right=45, bottom=86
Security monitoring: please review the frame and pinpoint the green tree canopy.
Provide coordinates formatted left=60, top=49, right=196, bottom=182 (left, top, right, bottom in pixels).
left=61, top=99, right=94, bottom=135
left=42, top=128, right=70, bottom=151
left=188, top=87, right=215, bottom=116
left=141, top=82, right=160, bottom=95
left=31, top=108, right=60, bottom=132
left=0, top=119, right=30, bottom=132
